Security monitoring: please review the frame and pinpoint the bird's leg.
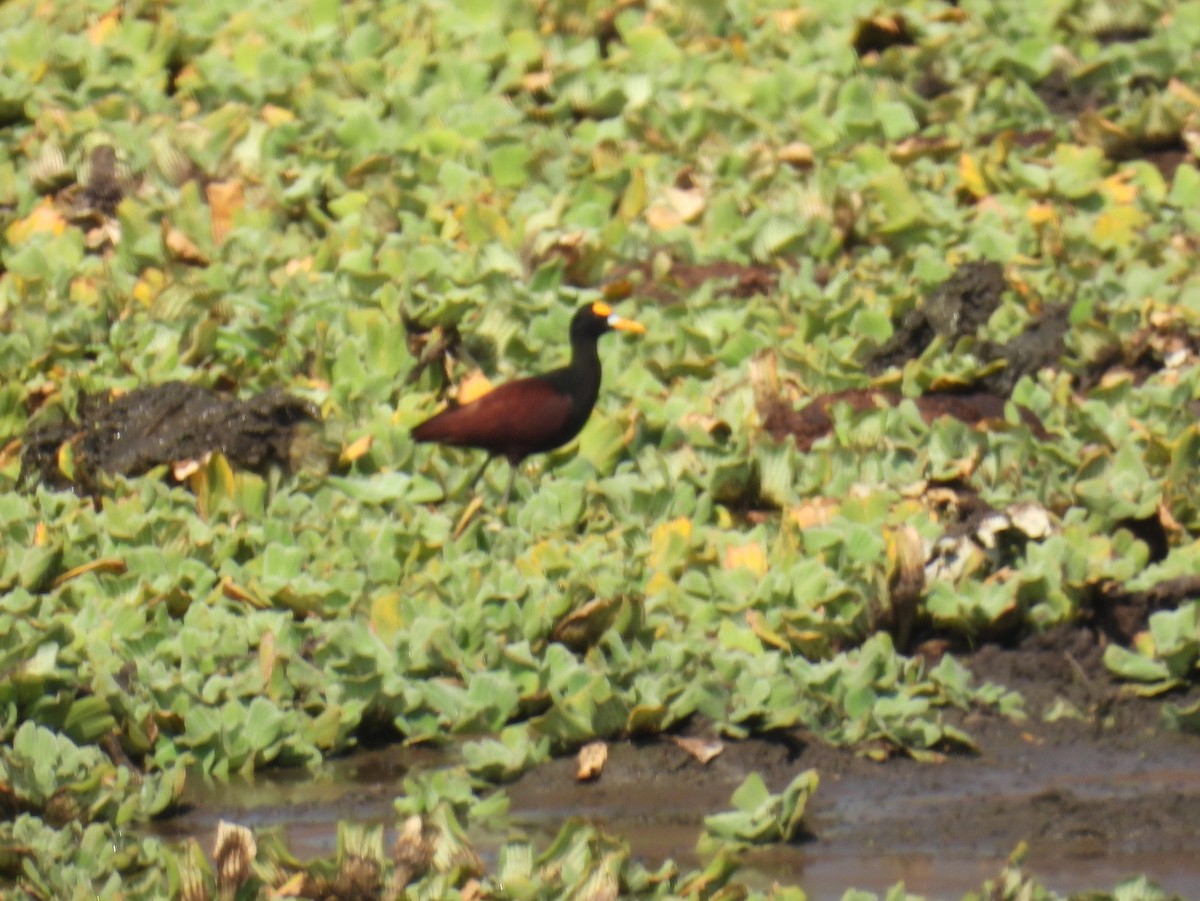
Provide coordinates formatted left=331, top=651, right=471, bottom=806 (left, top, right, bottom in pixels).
left=500, top=461, right=518, bottom=508
left=465, top=455, right=493, bottom=496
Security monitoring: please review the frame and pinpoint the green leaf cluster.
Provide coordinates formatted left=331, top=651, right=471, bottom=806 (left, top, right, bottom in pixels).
left=5, top=0, right=1200, bottom=896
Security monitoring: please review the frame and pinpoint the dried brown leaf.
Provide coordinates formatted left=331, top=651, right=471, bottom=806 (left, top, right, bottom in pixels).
left=207, top=180, right=244, bottom=245
left=788, top=497, right=839, bottom=529
left=671, top=735, right=725, bottom=765
left=522, top=71, right=553, bottom=94
left=161, top=218, right=209, bottom=266
left=552, top=596, right=621, bottom=652
left=50, top=557, right=127, bottom=588
left=576, top=741, right=608, bottom=781
left=778, top=141, right=814, bottom=169
left=222, top=578, right=270, bottom=609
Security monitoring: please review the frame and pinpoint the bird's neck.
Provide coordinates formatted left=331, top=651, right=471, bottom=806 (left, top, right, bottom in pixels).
left=563, top=338, right=602, bottom=405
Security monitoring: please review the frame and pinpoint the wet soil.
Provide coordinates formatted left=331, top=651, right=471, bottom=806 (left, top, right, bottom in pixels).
left=504, top=634, right=1200, bottom=899
left=20, top=381, right=319, bottom=494
left=1033, top=62, right=1189, bottom=179
left=156, top=632, right=1200, bottom=899
left=759, top=388, right=1048, bottom=452
left=759, top=252, right=1200, bottom=457
left=760, top=261, right=1060, bottom=455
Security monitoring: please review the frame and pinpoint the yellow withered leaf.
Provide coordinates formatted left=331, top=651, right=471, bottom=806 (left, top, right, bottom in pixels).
left=261, top=104, right=296, bottom=126
left=771, top=9, right=811, bottom=33
left=285, top=256, right=314, bottom=277
left=1132, top=630, right=1155, bottom=658
left=51, top=557, right=127, bottom=588
left=0, top=437, right=22, bottom=472
left=456, top=370, right=494, bottom=405
left=172, top=457, right=204, bottom=480
left=931, top=6, right=968, bottom=21
left=132, top=268, right=166, bottom=306
left=453, top=495, right=484, bottom=539
left=56, top=442, right=76, bottom=483
left=222, top=578, right=269, bottom=609
left=6, top=199, right=67, bottom=243
left=1101, top=171, right=1137, bottom=205
left=70, top=276, right=101, bottom=306
left=665, top=186, right=705, bottom=222
left=86, top=9, right=120, bottom=45
left=339, top=433, right=374, bottom=466
left=1093, top=205, right=1148, bottom=246
left=1026, top=202, right=1058, bottom=227
left=643, top=570, right=673, bottom=597
left=370, top=591, right=405, bottom=643
left=645, top=202, right=683, bottom=232
left=722, top=542, right=768, bottom=578
left=648, top=517, right=692, bottom=570
left=745, top=609, right=790, bottom=651
left=269, top=873, right=307, bottom=898
left=189, top=451, right=235, bottom=520
left=259, top=630, right=276, bottom=687
left=958, top=152, right=988, bottom=199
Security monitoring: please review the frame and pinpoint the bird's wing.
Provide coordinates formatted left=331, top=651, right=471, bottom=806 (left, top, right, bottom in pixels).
left=411, top=376, right=574, bottom=457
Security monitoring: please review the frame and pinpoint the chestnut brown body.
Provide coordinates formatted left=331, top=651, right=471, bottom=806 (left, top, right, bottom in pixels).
left=412, top=302, right=644, bottom=503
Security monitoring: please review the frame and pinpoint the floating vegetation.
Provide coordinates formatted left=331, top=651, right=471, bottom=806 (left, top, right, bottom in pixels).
left=3, top=0, right=1200, bottom=897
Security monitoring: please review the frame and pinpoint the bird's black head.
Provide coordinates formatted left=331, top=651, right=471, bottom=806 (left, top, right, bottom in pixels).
left=569, top=301, right=646, bottom=344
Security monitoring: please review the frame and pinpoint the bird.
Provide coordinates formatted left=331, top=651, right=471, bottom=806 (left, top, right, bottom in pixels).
left=412, top=301, right=645, bottom=505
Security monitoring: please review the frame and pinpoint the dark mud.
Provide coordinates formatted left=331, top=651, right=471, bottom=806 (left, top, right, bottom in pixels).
left=759, top=388, right=1047, bottom=452
left=851, top=13, right=915, bottom=58
left=1033, top=61, right=1188, bottom=178
left=20, top=381, right=319, bottom=494
left=1034, top=69, right=1101, bottom=121
left=157, top=632, right=1200, bottom=899
left=760, top=261, right=1061, bottom=456
left=505, top=637, right=1200, bottom=899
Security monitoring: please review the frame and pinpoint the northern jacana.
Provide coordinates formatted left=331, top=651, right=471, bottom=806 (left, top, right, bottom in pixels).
left=412, top=301, right=645, bottom=504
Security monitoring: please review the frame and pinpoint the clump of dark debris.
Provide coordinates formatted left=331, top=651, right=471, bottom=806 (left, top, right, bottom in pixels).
left=20, top=381, right=320, bottom=494
left=867, top=259, right=1070, bottom=396
left=759, top=261, right=1059, bottom=453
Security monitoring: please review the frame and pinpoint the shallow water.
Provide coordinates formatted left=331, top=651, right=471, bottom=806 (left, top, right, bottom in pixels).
left=152, top=727, right=1200, bottom=900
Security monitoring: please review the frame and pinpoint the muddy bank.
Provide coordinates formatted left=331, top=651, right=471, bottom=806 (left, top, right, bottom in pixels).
left=20, top=381, right=319, bottom=494
left=506, top=685, right=1200, bottom=898
left=155, top=639, right=1200, bottom=899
